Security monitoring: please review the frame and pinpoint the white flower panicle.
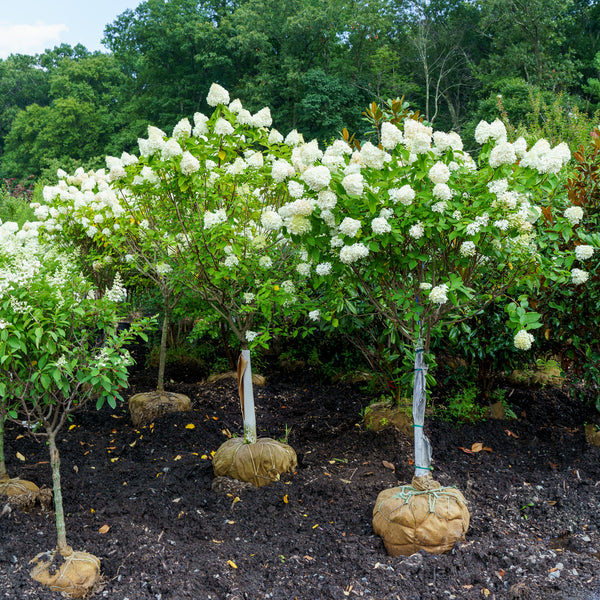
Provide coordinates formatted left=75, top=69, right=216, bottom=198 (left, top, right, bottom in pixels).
left=207, top=83, right=230, bottom=107
left=315, top=262, right=332, bottom=276
left=575, top=245, right=594, bottom=261
left=261, top=210, right=283, bottom=231
left=308, top=310, right=320, bottom=321
left=340, top=242, right=369, bottom=264
left=429, top=284, right=449, bottom=305
left=204, top=209, right=228, bottom=230
left=172, top=117, right=192, bottom=139
left=564, top=206, right=584, bottom=225
left=489, top=142, right=517, bottom=168
left=180, top=151, right=200, bottom=175
left=428, top=162, right=451, bottom=184
left=302, top=165, right=331, bottom=191
left=460, top=241, right=476, bottom=257
left=381, top=122, right=403, bottom=150
left=106, top=273, right=127, bottom=303
left=339, top=217, right=361, bottom=238
left=514, top=330, right=534, bottom=351
left=271, top=159, right=296, bottom=183
left=193, top=112, right=209, bottom=136
left=389, top=185, right=415, bottom=206
left=214, top=118, right=234, bottom=136
left=571, top=268, right=589, bottom=285
left=245, top=330, right=258, bottom=342
left=342, top=173, right=364, bottom=196
left=409, top=222, right=425, bottom=240
left=371, top=217, right=392, bottom=235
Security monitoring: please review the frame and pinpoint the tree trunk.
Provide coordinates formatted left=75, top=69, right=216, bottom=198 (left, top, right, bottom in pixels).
left=0, top=416, right=6, bottom=478
left=157, top=307, right=170, bottom=393
left=240, top=349, right=257, bottom=444
left=412, top=341, right=432, bottom=478
left=48, top=432, right=71, bottom=556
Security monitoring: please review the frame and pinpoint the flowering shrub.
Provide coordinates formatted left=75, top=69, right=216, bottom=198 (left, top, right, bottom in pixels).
left=35, top=83, right=313, bottom=444
left=0, top=219, right=150, bottom=554
left=271, top=111, right=590, bottom=475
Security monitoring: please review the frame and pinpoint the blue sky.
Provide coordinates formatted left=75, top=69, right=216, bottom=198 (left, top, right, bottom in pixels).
left=0, top=1, right=144, bottom=59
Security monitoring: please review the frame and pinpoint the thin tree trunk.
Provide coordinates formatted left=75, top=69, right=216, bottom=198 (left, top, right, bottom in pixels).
left=0, top=416, right=6, bottom=479
left=241, top=349, right=257, bottom=444
left=157, top=307, right=170, bottom=393
left=48, top=432, right=71, bottom=556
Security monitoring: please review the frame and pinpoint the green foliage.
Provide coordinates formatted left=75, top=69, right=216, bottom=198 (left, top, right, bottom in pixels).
left=0, top=179, right=35, bottom=225
left=436, top=385, right=488, bottom=423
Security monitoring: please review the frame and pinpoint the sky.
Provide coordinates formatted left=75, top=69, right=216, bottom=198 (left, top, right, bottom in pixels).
left=0, top=1, right=144, bottom=59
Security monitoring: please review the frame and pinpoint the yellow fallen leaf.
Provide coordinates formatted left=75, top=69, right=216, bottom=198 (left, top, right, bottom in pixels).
left=227, top=560, right=238, bottom=569
left=482, top=589, right=491, bottom=597
left=129, top=440, right=137, bottom=447
left=16, top=452, right=25, bottom=462
left=98, top=524, right=110, bottom=534
left=471, top=442, right=483, bottom=453
left=16, top=435, right=24, bottom=440
left=174, top=455, right=182, bottom=461
left=312, top=524, right=319, bottom=529
left=185, top=424, right=195, bottom=430
left=201, top=455, right=208, bottom=460
left=110, top=458, right=118, bottom=463
left=69, top=424, right=76, bottom=430
left=283, top=495, right=289, bottom=504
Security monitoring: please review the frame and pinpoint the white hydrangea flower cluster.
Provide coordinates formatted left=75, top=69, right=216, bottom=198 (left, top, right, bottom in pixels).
left=340, top=242, right=369, bottom=264
left=429, top=284, right=449, bottom=305
left=513, top=330, right=534, bottom=351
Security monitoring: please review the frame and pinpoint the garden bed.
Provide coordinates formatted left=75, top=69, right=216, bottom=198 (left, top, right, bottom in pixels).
left=1, top=363, right=599, bottom=600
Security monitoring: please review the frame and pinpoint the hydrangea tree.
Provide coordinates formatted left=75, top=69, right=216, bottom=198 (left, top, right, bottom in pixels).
left=36, top=84, right=309, bottom=486
left=268, top=103, right=589, bottom=553
left=0, top=219, right=150, bottom=593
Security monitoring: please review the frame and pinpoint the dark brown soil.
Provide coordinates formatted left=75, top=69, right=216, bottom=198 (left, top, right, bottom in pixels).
left=1, top=361, right=600, bottom=600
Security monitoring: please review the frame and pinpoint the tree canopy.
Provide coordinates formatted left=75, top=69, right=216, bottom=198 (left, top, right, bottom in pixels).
left=1, top=0, right=600, bottom=180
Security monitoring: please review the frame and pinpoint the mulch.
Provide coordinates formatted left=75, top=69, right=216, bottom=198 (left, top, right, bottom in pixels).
left=1, top=361, right=599, bottom=600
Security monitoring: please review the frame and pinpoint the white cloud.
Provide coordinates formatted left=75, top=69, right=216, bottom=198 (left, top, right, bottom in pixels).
left=0, top=22, right=68, bottom=58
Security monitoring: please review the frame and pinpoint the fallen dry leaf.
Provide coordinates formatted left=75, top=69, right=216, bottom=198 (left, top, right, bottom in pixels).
left=227, top=560, right=238, bottom=569
left=505, top=429, right=519, bottom=438
left=459, top=447, right=473, bottom=454
left=471, top=442, right=483, bottom=453
left=382, top=460, right=395, bottom=472
left=16, top=452, right=25, bottom=462
left=98, top=524, right=110, bottom=534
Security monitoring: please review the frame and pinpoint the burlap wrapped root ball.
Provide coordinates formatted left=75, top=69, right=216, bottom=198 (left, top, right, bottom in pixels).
left=128, top=391, right=191, bottom=427
left=30, top=550, right=101, bottom=599
left=0, top=476, right=52, bottom=510
left=373, top=484, right=470, bottom=556
left=213, top=437, right=297, bottom=487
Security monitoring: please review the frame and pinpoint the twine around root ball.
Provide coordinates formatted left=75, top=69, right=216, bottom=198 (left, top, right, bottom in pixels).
left=30, top=549, right=101, bottom=599
left=128, top=390, right=191, bottom=427
left=212, top=437, right=297, bottom=487
left=373, top=478, right=470, bottom=557
left=0, top=477, right=52, bottom=511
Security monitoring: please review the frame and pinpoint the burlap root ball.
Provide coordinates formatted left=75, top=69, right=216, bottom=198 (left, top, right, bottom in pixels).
left=0, top=476, right=52, bottom=510
left=30, top=550, right=101, bottom=599
left=373, top=483, right=470, bottom=556
left=128, top=391, right=191, bottom=427
left=212, top=437, right=297, bottom=487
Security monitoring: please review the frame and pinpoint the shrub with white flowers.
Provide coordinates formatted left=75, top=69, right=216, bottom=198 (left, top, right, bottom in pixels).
left=37, top=84, right=308, bottom=460
left=274, top=104, right=591, bottom=483
left=0, top=219, right=150, bottom=575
